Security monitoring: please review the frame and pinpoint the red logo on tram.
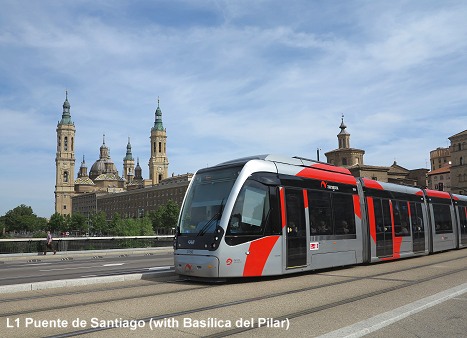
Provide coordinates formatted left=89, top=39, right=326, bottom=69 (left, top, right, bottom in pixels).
left=321, top=181, right=327, bottom=189
left=226, top=258, right=233, bottom=266
left=184, top=264, right=192, bottom=272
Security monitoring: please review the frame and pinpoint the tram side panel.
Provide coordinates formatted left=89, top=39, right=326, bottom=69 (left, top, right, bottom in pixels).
left=278, top=163, right=364, bottom=272
left=452, top=194, right=467, bottom=248
left=425, top=190, right=457, bottom=253
left=360, top=178, right=429, bottom=263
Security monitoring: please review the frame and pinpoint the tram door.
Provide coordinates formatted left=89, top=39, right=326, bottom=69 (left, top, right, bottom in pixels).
left=285, top=189, right=307, bottom=268
left=374, top=198, right=393, bottom=258
left=410, top=202, right=425, bottom=252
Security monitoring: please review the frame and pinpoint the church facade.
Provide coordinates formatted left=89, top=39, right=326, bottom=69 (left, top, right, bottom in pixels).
left=54, top=93, right=170, bottom=216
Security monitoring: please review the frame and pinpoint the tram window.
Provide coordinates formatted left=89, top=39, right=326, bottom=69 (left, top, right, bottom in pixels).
left=394, top=201, right=410, bottom=237
left=285, top=189, right=306, bottom=237
left=332, top=193, right=356, bottom=235
left=308, top=190, right=332, bottom=235
left=459, top=206, right=467, bottom=243
left=409, top=202, right=424, bottom=232
left=307, top=190, right=355, bottom=236
left=226, top=180, right=270, bottom=237
left=374, top=198, right=391, bottom=234
left=432, top=203, right=453, bottom=234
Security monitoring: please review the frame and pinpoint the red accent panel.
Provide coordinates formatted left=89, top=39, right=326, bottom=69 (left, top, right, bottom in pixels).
left=367, top=197, right=376, bottom=243
left=280, top=187, right=286, bottom=228
left=243, top=236, right=280, bottom=277
left=353, top=194, right=361, bottom=219
left=297, top=167, right=356, bottom=186
left=362, top=178, right=384, bottom=190
left=310, top=163, right=352, bottom=175
left=425, top=189, right=451, bottom=199
left=393, top=237, right=402, bottom=259
left=303, top=189, right=308, bottom=209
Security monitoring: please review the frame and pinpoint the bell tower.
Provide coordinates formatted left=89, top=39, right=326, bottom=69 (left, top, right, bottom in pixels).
left=148, top=98, right=169, bottom=185
left=123, top=137, right=135, bottom=185
left=55, top=91, right=76, bottom=215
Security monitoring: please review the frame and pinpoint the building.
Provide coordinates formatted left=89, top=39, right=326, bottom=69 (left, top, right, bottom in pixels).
left=430, top=147, right=451, bottom=171
left=449, top=130, right=467, bottom=194
left=54, top=92, right=76, bottom=215
left=54, top=92, right=179, bottom=218
left=325, top=116, right=428, bottom=186
left=325, top=115, right=365, bottom=167
left=427, top=165, right=451, bottom=191
left=72, top=173, right=192, bottom=220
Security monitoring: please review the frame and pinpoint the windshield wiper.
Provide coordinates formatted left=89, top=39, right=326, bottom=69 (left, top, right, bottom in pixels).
left=197, top=200, right=225, bottom=236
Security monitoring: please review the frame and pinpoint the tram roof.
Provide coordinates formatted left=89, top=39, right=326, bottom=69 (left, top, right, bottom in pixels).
left=216, top=154, right=351, bottom=174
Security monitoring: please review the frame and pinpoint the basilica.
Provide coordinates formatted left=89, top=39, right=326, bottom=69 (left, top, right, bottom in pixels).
left=54, top=92, right=169, bottom=215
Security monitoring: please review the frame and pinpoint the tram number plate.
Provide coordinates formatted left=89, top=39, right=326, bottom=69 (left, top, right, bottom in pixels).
left=310, top=242, right=319, bottom=250
left=186, top=250, right=194, bottom=254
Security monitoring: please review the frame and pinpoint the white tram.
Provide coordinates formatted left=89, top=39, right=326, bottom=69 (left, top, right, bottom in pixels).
left=173, top=155, right=467, bottom=278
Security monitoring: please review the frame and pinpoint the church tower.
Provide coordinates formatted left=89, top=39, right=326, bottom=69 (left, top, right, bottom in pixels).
left=325, top=115, right=365, bottom=167
left=55, top=91, right=76, bottom=215
left=148, top=98, right=169, bottom=185
left=123, top=137, right=135, bottom=185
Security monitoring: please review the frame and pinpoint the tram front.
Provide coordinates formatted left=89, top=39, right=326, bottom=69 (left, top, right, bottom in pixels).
left=174, top=165, right=241, bottom=278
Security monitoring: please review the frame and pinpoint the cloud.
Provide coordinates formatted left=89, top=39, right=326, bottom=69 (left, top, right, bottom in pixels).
left=1, top=0, right=467, bottom=217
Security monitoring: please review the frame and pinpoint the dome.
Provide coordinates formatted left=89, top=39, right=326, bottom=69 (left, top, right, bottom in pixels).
left=89, top=159, right=119, bottom=180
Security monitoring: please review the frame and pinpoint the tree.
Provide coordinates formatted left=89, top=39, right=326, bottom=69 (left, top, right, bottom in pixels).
left=149, top=200, right=180, bottom=231
left=90, top=211, right=108, bottom=236
left=161, top=200, right=180, bottom=229
left=3, top=204, right=45, bottom=233
left=70, top=213, right=87, bottom=235
left=48, top=213, right=66, bottom=233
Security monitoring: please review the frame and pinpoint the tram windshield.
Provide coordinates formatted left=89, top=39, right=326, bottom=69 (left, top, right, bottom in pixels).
left=179, top=166, right=241, bottom=235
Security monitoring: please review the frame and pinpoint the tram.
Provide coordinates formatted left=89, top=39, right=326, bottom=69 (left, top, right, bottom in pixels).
left=174, top=155, right=467, bottom=278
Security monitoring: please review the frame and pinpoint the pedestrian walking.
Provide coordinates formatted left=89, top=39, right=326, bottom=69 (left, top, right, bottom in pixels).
left=44, top=231, right=56, bottom=255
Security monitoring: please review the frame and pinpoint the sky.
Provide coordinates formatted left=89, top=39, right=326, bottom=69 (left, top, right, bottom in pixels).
left=1, top=0, right=467, bottom=218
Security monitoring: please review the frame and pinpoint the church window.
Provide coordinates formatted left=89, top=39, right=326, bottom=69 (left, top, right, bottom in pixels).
left=159, top=142, right=162, bottom=153
left=461, top=157, right=464, bottom=165
left=71, top=137, right=74, bottom=151
left=342, top=158, right=348, bottom=165
left=153, top=142, right=157, bottom=154
left=64, top=171, right=69, bottom=183
left=64, top=136, right=68, bottom=151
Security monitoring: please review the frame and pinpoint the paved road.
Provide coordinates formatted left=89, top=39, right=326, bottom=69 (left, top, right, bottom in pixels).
left=0, top=248, right=174, bottom=288
left=0, top=248, right=465, bottom=337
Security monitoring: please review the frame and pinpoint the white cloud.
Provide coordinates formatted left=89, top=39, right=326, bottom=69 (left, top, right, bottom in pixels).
left=1, top=0, right=467, bottom=217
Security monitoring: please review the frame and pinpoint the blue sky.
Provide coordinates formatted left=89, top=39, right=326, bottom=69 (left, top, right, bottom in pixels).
left=1, top=0, right=467, bottom=218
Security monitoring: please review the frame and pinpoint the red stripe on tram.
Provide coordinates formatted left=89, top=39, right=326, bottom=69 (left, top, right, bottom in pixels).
left=243, top=236, right=280, bottom=277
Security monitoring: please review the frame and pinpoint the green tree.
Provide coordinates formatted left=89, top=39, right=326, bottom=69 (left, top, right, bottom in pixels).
left=4, top=204, right=43, bottom=233
left=148, top=200, right=180, bottom=232
left=0, top=216, right=6, bottom=237
left=139, top=216, right=154, bottom=236
left=109, top=213, right=122, bottom=236
left=90, top=211, right=108, bottom=236
left=70, top=213, right=87, bottom=235
left=48, top=213, right=66, bottom=233
left=162, top=200, right=180, bottom=229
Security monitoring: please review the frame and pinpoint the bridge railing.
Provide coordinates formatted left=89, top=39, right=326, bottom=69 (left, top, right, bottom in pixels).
left=0, top=236, right=174, bottom=255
